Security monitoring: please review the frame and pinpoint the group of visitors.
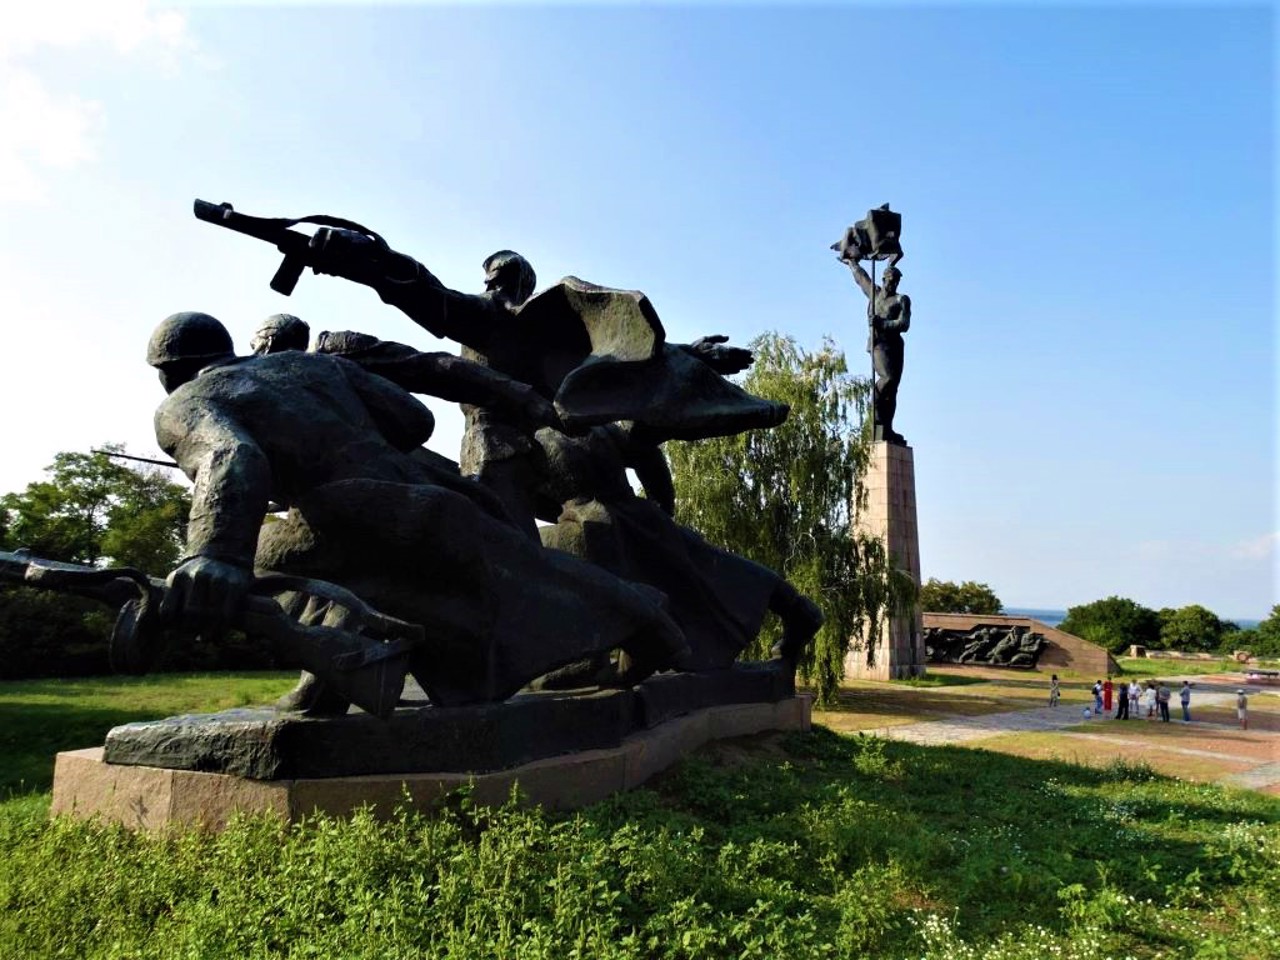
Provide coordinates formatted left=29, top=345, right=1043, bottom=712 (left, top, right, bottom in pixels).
left=1047, top=675, right=1250, bottom=729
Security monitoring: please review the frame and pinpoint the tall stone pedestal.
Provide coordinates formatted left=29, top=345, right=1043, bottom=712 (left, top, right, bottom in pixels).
left=844, top=441, right=926, bottom=680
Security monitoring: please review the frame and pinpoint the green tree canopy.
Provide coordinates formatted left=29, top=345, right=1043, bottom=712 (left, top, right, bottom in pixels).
left=1156, top=604, right=1231, bottom=653
left=1235, top=604, right=1280, bottom=657
left=0, top=445, right=189, bottom=571
left=919, top=578, right=1002, bottom=615
left=1058, top=596, right=1161, bottom=655
left=667, top=333, right=914, bottom=704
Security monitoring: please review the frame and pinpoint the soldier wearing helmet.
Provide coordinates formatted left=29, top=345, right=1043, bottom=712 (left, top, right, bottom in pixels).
left=250, top=313, right=310, bottom=355
left=143, top=310, right=687, bottom=713
left=145, top=311, right=237, bottom=394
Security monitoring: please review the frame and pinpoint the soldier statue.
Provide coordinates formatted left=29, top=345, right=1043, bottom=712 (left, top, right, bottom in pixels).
left=834, top=205, right=911, bottom=446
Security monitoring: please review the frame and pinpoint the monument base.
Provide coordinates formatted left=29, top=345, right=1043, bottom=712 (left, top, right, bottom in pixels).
left=51, top=696, right=811, bottom=831
left=844, top=441, right=926, bottom=681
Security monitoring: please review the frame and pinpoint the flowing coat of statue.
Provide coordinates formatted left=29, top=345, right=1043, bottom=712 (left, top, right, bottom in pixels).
left=146, top=311, right=690, bottom=713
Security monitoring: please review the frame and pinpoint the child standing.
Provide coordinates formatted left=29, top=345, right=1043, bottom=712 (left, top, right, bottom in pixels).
left=1049, top=674, right=1061, bottom=707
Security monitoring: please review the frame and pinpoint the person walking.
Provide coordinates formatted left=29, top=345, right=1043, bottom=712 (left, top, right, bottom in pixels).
left=1048, top=674, right=1061, bottom=707
left=1179, top=681, right=1193, bottom=722
left=1237, top=689, right=1249, bottom=730
left=1115, top=678, right=1130, bottom=719
left=1157, top=682, right=1171, bottom=722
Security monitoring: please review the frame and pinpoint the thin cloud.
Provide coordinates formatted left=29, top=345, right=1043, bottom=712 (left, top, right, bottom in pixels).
left=1230, top=531, right=1279, bottom=561
left=0, top=1, right=194, bottom=205
left=1, top=1, right=191, bottom=58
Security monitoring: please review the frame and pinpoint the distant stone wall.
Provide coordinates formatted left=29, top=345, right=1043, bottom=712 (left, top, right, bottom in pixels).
left=922, top=613, right=1119, bottom=677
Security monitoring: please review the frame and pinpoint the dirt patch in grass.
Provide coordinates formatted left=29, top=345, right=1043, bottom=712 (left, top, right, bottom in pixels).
left=1088, top=715, right=1280, bottom=752
left=1144, top=728, right=1280, bottom=761
left=974, top=731, right=1255, bottom=783
left=1195, top=706, right=1280, bottom=732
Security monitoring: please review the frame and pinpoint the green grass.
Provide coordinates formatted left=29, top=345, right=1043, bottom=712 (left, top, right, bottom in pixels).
left=1115, top=657, right=1248, bottom=679
left=890, top=672, right=988, bottom=688
left=0, top=672, right=296, bottom=793
left=0, top=675, right=1277, bottom=958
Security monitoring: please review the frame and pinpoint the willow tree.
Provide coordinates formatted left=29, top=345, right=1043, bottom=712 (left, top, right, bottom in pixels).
left=666, top=333, right=914, bottom=703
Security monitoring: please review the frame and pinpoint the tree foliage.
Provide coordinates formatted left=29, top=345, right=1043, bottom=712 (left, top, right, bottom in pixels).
left=1156, top=604, right=1232, bottom=653
left=666, top=333, right=915, bottom=704
left=918, top=578, right=1003, bottom=615
left=1258, top=605, right=1280, bottom=655
left=1058, top=596, right=1161, bottom=655
left=0, top=445, right=189, bottom=570
left=0, top=446, right=199, bottom=679
left=1232, top=604, right=1280, bottom=658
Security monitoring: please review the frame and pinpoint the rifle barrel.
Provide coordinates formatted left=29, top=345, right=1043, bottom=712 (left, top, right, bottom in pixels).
left=192, top=200, right=313, bottom=255
left=92, top=449, right=179, bottom=469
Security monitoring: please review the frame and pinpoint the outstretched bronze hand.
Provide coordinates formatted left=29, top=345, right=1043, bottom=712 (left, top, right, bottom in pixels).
left=686, top=335, right=753, bottom=375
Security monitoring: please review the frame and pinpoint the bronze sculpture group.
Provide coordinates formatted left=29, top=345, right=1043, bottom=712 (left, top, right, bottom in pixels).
left=119, top=200, right=841, bottom=718
left=2, top=201, right=915, bottom=733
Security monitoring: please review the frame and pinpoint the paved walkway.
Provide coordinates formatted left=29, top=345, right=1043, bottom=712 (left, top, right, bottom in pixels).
left=859, top=683, right=1280, bottom=791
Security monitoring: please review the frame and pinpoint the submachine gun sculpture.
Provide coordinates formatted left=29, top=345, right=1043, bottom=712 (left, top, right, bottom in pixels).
left=0, top=549, right=417, bottom=718
left=193, top=200, right=399, bottom=296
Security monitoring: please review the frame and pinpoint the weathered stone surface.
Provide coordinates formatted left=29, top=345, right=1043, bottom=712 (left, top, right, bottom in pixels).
left=104, top=709, right=288, bottom=777
left=103, top=665, right=796, bottom=780
left=106, top=688, right=638, bottom=780
left=637, top=661, right=795, bottom=727
left=845, top=442, right=926, bottom=681
left=55, top=696, right=813, bottom=831
left=51, top=748, right=291, bottom=831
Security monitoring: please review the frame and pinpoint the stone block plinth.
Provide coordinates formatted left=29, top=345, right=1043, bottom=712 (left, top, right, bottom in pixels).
left=845, top=441, right=925, bottom=680
left=51, top=696, right=812, bottom=832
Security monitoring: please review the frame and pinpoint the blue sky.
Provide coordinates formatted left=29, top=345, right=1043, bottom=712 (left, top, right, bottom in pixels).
left=0, top=1, right=1274, bottom=619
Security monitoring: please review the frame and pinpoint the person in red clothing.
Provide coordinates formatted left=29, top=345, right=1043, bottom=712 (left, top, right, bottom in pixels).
left=1103, top=677, right=1114, bottom=714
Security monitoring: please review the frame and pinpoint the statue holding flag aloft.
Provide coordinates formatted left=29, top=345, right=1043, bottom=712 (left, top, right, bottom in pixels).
left=832, top=205, right=910, bottom=446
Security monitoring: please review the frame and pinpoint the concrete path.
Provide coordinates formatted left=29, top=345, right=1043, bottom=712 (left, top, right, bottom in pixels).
left=859, top=682, right=1279, bottom=791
